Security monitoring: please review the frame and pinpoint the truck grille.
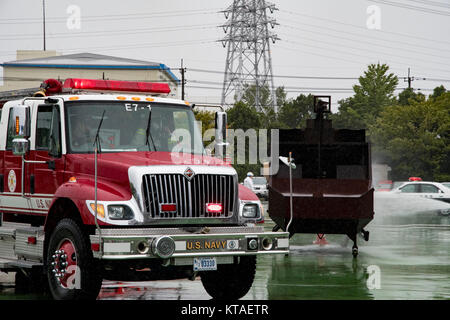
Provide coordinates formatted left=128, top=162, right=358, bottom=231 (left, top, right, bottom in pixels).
left=142, top=174, right=236, bottom=218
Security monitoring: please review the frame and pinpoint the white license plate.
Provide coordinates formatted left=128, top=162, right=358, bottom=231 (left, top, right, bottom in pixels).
left=193, top=257, right=217, bottom=271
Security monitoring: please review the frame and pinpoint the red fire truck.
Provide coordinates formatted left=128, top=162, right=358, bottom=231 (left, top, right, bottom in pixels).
left=0, top=78, right=289, bottom=300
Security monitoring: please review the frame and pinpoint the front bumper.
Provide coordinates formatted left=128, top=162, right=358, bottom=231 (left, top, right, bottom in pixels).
left=90, top=226, right=289, bottom=260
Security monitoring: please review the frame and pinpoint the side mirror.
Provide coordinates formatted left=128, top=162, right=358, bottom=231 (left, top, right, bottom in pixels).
left=12, top=138, right=29, bottom=156
left=11, top=105, right=31, bottom=156
left=215, top=111, right=228, bottom=158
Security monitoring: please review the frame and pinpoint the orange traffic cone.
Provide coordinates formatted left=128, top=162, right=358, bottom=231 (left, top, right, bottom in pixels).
left=313, top=234, right=329, bottom=246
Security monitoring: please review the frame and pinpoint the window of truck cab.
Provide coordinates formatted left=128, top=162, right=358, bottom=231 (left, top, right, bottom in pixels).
left=37, top=104, right=62, bottom=157
left=64, top=101, right=205, bottom=155
left=5, top=108, right=16, bottom=150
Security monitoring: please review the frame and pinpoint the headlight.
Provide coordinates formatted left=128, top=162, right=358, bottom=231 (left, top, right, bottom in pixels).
left=242, top=203, right=259, bottom=218
left=108, top=205, right=134, bottom=220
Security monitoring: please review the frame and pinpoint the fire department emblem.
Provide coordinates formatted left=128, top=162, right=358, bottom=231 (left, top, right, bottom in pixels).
left=183, top=167, right=195, bottom=180
left=7, top=170, right=16, bottom=192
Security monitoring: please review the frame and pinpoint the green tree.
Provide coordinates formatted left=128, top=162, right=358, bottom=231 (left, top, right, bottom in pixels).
left=257, top=86, right=287, bottom=130
left=277, top=94, right=315, bottom=129
left=193, top=109, right=216, bottom=151
left=332, top=63, right=398, bottom=130
left=239, top=83, right=273, bottom=113
left=398, top=87, right=425, bottom=106
left=227, top=100, right=261, bottom=130
left=193, top=109, right=215, bottom=136
left=226, top=101, right=262, bottom=181
left=430, top=85, right=446, bottom=100
left=370, top=92, right=450, bottom=181
left=238, top=84, right=286, bottom=116
left=275, top=86, right=287, bottom=108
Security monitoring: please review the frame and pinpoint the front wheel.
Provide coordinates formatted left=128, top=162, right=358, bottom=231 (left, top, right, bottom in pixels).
left=200, top=256, right=256, bottom=300
left=46, top=218, right=102, bottom=300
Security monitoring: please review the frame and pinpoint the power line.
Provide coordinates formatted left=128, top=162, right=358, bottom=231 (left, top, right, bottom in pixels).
left=42, top=0, right=46, bottom=51
left=31, top=39, right=217, bottom=54
left=404, top=67, right=428, bottom=88
left=406, top=0, right=450, bottom=9
left=278, top=17, right=450, bottom=58
left=278, top=38, right=450, bottom=75
left=0, top=8, right=222, bottom=24
left=277, top=30, right=450, bottom=72
left=188, top=68, right=360, bottom=80
left=274, top=43, right=450, bottom=80
left=0, top=24, right=218, bottom=41
left=279, top=9, right=450, bottom=47
left=369, top=0, right=450, bottom=16
left=424, top=78, right=450, bottom=82
left=2, top=67, right=449, bottom=84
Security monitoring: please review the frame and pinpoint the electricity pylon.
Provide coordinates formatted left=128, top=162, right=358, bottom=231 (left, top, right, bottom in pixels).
left=220, top=0, right=279, bottom=112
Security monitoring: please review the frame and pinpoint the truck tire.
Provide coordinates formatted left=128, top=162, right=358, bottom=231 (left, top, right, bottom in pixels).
left=200, top=256, right=256, bottom=300
left=46, top=218, right=102, bottom=300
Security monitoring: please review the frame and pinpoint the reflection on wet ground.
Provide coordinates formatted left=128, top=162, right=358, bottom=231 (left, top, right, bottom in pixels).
left=0, top=193, right=449, bottom=300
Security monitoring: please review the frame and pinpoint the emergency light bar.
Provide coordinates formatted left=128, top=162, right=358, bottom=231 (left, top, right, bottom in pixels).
left=62, top=78, right=171, bottom=94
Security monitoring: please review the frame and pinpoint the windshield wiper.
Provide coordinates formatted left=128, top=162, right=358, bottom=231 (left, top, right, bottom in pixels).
left=93, top=110, right=106, bottom=153
left=145, top=107, right=157, bottom=151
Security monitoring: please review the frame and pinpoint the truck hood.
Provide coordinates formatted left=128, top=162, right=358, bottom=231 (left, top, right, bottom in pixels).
left=65, top=152, right=241, bottom=226
left=65, top=151, right=233, bottom=185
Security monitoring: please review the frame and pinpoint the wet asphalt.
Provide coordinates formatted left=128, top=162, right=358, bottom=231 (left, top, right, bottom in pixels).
left=0, top=193, right=449, bottom=300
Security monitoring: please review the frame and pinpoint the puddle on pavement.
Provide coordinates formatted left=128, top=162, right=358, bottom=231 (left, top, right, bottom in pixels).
left=1, top=194, right=449, bottom=300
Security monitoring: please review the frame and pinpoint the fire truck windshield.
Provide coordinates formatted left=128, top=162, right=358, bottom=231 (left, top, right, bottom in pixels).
left=65, top=101, right=205, bottom=155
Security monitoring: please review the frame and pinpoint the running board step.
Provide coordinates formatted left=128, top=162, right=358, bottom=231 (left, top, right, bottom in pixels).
left=0, top=257, right=43, bottom=269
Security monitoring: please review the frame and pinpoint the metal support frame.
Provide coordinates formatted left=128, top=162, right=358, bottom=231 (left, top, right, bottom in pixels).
left=220, top=0, right=279, bottom=112
left=94, top=137, right=103, bottom=259
left=286, top=152, right=294, bottom=234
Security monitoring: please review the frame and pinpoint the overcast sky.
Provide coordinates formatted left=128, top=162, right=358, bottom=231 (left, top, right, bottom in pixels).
left=1, top=0, right=449, bottom=111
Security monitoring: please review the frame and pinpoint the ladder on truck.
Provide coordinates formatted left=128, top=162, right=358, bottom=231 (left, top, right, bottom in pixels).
left=0, top=87, right=42, bottom=108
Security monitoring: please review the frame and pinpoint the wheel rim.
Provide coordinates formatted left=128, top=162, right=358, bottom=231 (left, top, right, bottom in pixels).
left=51, top=239, right=77, bottom=289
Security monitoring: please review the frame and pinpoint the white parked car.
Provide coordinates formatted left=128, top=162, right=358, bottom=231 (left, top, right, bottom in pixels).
left=391, top=181, right=450, bottom=204
left=252, top=176, right=268, bottom=200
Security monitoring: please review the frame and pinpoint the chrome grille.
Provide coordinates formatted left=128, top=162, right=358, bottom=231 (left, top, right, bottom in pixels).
left=142, top=174, right=236, bottom=218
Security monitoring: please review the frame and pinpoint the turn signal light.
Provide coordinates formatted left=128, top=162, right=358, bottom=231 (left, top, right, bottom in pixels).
left=68, top=176, right=77, bottom=183
left=15, top=116, right=20, bottom=135
left=90, top=203, right=105, bottom=218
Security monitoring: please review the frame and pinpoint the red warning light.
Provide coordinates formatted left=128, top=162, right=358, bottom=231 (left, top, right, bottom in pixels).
left=160, top=204, right=177, bottom=212
left=206, top=203, right=222, bottom=213
left=63, top=78, right=171, bottom=94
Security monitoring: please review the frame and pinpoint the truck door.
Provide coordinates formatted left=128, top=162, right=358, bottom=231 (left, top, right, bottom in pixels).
left=30, top=103, right=65, bottom=214
left=1, top=105, right=33, bottom=214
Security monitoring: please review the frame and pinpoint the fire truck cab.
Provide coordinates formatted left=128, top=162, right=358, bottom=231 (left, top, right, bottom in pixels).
left=0, top=78, right=289, bottom=300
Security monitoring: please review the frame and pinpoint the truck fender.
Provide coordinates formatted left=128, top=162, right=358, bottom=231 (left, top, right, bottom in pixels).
left=46, top=178, right=131, bottom=231
left=238, top=184, right=259, bottom=201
